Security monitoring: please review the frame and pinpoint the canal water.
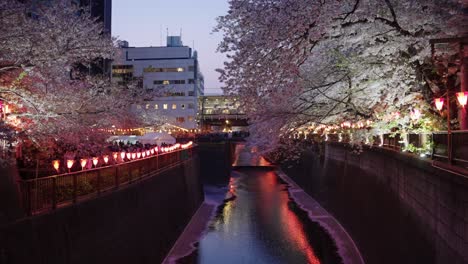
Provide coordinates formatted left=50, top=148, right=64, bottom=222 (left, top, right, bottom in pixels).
left=177, top=168, right=342, bottom=264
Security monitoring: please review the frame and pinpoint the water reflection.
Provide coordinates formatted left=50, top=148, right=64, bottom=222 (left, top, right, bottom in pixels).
left=177, top=169, right=341, bottom=264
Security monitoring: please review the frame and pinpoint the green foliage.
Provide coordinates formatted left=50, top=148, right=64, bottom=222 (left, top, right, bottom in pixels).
left=55, top=179, right=95, bottom=202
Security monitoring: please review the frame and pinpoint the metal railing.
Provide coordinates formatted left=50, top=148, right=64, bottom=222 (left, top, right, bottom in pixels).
left=20, top=147, right=194, bottom=216
left=432, top=130, right=468, bottom=167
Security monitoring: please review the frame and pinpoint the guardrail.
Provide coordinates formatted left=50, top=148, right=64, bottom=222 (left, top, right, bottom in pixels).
left=20, top=147, right=194, bottom=216
left=432, top=130, right=468, bottom=167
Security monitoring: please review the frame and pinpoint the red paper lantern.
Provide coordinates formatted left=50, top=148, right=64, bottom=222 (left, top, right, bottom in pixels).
left=434, top=98, right=444, bottom=111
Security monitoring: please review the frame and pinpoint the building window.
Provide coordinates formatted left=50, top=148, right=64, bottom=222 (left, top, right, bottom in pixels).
left=176, top=117, right=185, bottom=123
left=188, top=103, right=194, bottom=109
left=188, top=79, right=195, bottom=84
left=172, top=104, right=177, bottom=110
left=188, top=66, right=195, bottom=72
left=154, top=104, right=158, bottom=110
left=187, top=116, right=194, bottom=122
left=145, top=104, right=150, bottom=110
left=181, top=104, right=185, bottom=109
left=144, top=67, right=185, bottom=73
left=188, top=91, right=194, bottom=96
left=163, top=104, right=168, bottom=110
left=153, top=80, right=185, bottom=85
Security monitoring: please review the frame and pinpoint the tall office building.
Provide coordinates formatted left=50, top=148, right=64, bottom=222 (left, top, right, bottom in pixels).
left=78, top=0, right=111, bottom=34
left=112, top=36, right=205, bottom=129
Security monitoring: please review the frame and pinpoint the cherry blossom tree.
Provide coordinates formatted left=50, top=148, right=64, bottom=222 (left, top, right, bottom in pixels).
left=0, top=0, right=147, bottom=166
left=216, top=0, right=468, bottom=154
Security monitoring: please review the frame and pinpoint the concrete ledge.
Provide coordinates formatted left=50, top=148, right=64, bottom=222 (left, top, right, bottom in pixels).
left=277, top=170, right=364, bottom=264
left=325, top=143, right=468, bottom=263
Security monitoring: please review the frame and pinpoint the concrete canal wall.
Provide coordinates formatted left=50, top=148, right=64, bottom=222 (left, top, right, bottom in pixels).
left=197, top=141, right=234, bottom=185
left=285, top=143, right=468, bottom=264
left=0, top=157, right=203, bottom=264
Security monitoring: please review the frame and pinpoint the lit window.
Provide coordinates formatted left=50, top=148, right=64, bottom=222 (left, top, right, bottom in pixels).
left=172, top=104, right=177, bottom=110
left=176, top=117, right=185, bottom=123
left=154, top=104, right=158, bottom=110
left=163, top=80, right=170, bottom=85
left=188, top=116, right=194, bottom=122
left=177, top=67, right=184, bottom=72
left=163, top=104, right=168, bottom=109
left=145, top=104, right=150, bottom=109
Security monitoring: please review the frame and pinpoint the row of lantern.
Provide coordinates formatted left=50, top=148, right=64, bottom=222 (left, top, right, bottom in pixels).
left=52, top=141, right=193, bottom=174
left=434, top=92, right=467, bottom=111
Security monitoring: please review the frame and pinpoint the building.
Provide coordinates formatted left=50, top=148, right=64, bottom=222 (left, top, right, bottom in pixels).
left=78, top=0, right=111, bottom=34
left=112, top=36, right=205, bottom=129
left=198, top=95, right=248, bottom=131
left=78, top=0, right=112, bottom=75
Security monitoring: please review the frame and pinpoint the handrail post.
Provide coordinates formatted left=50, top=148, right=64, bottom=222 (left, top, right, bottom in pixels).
left=52, top=177, right=57, bottom=210
left=26, top=181, right=32, bottom=216
left=72, top=173, right=77, bottom=204
left=129, top=163, right=133, bottom=183
left=448, top=132, right=453, bottom=164
left=115, top=166, right=119, bottom=189
left=97, top=170, right=101, bottom=195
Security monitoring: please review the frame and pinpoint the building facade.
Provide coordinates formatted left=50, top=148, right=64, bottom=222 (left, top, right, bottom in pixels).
left=112, top=36, right=204, bottom=129
left=198, top=95, right=247, bottom=131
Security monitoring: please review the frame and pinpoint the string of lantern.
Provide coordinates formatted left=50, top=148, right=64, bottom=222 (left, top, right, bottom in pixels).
left=52, top=141, right=193, bottom=174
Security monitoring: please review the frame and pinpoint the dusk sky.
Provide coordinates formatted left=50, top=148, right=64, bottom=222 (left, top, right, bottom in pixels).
left=112, top=0, right=229, bottom=94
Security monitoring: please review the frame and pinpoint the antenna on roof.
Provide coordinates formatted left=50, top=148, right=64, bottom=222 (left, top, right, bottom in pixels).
left=160, top=25, right=163, bottom=46
left=166, top=27, right=169, bottom=37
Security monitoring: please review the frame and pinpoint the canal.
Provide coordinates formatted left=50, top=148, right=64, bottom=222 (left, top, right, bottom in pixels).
left=175, top=167, right=342, bottom=264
